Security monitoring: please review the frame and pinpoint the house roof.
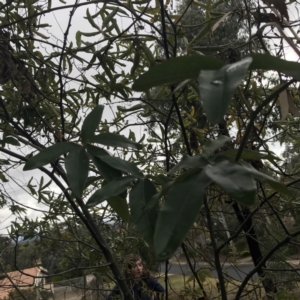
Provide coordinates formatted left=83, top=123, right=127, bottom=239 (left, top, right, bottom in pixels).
left=0, top=267, right=44, bottom=299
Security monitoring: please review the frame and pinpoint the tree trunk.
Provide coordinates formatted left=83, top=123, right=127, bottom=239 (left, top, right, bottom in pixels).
left=233, top=203, right=277, bottom=296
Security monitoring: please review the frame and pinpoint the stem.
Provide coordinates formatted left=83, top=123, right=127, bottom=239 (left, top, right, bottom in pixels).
left=204, top=197, right=227, bottom=300
left=181, top=243, right=207, bottom=298
left=235, top=80, right=294, bottom=162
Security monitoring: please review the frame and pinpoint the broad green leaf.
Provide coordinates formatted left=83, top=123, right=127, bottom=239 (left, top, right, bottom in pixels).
left=24, top=142, right=80, bottom=171
left=250, top=54, right=300, bottom=80
left=90, top=133, right=142, bottom=150
left=168, top=155, right=208, bottom=175
left=154, top=170, right=211, bottom=260
left=203, top=136, right=231, bottom=158
left=86, top=145, right=122, bottom=181
left=137, top=180, right=174, bottom=223
left=129, top=178, right=158, bottom=245
left=132, top=56, right=223, bottom=91
left=2, top=137, right=20, bottom=146
left=108, top=196, right=130, bottom=223
left=86, top=176, right=134, bottom=207
left=65, top=147, right=89, bottom=198
left=81, top=105, right=104, bottom=142
left=205, top=160, right=256, bottom=205
left=221, top=149, right=280, bottom=161
left=98, top=155, right=142, bottom=178
left=199, top=57, right=253, bottom=124
left=240, top=161, right=290, bottom=195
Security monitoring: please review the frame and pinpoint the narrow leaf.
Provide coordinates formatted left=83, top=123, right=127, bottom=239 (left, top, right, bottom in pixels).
left=24, top=142, right=80, bottom=171
left=102, top=7, right=118, bottom=29
left=154, top=170, right=211, bottom=260
left=65, top=147, right=89, bottom=198
left=90, top=133, right=142, bottom=150
left=76, top=31, right=81, bottom=47
left=86, top=8, right=100, bottom=30
left=0, top=173, right=8, bottom=182
left=199, top=57, right=253, bottom=124
left=81, top=105, right=104, bottom=142
left=86, top=176, right=134, bottom=207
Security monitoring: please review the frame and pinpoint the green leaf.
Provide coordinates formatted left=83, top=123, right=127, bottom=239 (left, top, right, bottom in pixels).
left=147, top=174, right=173, bottom=186
left=2, top=137, right=20, bottom=146
left=107, top=196, right=130, bottom=222
left=81, top=105, right=104, bottom=142
left=137, top=180, right=174, bottom=223
left=221, top=149, right=280, bottom=161
left=189, top=13, right=231, bottom=46
left=102, top=7, right=118, bottom=29
left=76, top=31, right=82, bottom=47
left=90, top=133, right=142, bottom=150
left=129, top=179, right=158, bottom=245
left=205, top=160, right=256, bottom=205
left=0, top=124, right=14, bottom=134
left=132, top=56, right=223, bottom=91
left=97, top=155, right=142, bottom=178
left=117, top=104, right=145, bottom=113
left=84, top=176, right=101, bottom=189
left=168, top=155, right=208, bottom=175
left=203, top=136, right=231, bottom=158
left=86, top=145, right=122, bottom=181
left=24, top=142, right=80, bottom=171
left=154, top=170, right=211, bottom=260
left=65, top=147, right=89, bottom=198
left=86, top=8, right=100, bottom=30
left=240, top=161, right=290, bottom=195
left=199, top=57, right=253, bottom=123
left=0, top=173, right=8, bottom=182
left=250, top=54, right=300, bottom=80
left=86, top=176, right=134, bottom=207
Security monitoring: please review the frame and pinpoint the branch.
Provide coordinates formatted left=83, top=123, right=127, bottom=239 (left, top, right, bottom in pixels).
left=235, top=80, right=295, bottom=162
